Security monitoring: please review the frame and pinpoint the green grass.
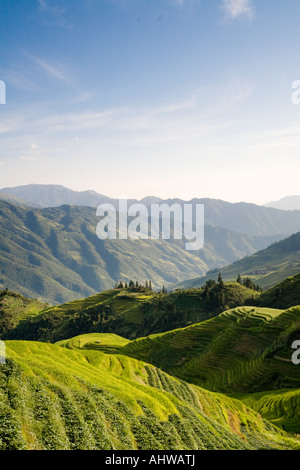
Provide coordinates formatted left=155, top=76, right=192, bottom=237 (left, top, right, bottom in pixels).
left=1, top=340, right=299, bottom=450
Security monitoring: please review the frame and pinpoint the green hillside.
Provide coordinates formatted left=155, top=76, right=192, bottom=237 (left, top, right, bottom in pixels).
left=4, top=282, right=260, bottom=341
left=0, top=200, right=287, bottom=304
left=234, top=389, right=300, bottom=434
left=56, top=331, right=300, bottom=433
left=254, top=273, right=300, bottom=309
left=177, top=232, right=300, bottom=290
left=0, top=289, right=48, bottom=337
left=115, top=306, right=300, bottom=394
left=1, top=340, right=299, bottom=450
left=52, top=301, right=300, bottom=435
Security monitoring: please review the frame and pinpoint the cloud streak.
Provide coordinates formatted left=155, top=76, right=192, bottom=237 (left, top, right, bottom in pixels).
left=28, top=54, right=70, bottom=82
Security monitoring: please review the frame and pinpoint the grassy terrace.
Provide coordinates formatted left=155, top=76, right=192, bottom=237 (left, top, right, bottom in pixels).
left=57, top=333, right=130, bottom=354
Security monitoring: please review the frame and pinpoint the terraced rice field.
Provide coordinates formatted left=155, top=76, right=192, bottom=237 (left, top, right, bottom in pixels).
left=1, top=340, right=299, bottom=450
left=57, top=333, right=130, bottom=354
left=117, top=306, right=300, bottom=393
left=53, top=305, right=300, bottom=437
left=234, top=388, right=300, bottom=434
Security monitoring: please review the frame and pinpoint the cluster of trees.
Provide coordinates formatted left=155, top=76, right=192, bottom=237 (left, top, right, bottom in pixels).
left=201, top=273, right=261, bottom=312
left=202, top=274, right=226, bottom=309
left=203, top=273, right=262, bottom=294
left=115, top=280, right=153, bottom=291
left=114, top=280, right=169, bottom=294
left=236, top=274, right=262, bottom=292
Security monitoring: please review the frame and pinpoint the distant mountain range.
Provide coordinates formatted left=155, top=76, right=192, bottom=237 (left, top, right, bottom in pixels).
left=0, top=184, right=160, bottom=209
left=0, top=200, right=286, bottom=304
left=1, top=184, right=300, bottom=236
left=264, top=195, right=300, bottom=211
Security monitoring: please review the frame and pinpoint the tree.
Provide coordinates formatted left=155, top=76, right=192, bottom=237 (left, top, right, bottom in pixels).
left=218, top=273, right=224, bottom=289
left=237, top=274, right=242, bottom=285
left=203, top=284, right=210, bottom=301
left=206, top=279, right=216, bottom=289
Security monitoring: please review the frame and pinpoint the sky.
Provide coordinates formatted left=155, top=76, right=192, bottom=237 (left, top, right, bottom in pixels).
left=0, top=0, right=300, bottom=205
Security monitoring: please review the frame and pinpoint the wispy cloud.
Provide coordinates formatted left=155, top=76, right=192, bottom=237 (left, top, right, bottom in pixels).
left=0, top=79, right=248, bottom=140
left=27, top=54, right=71, bottom=83
left=221, top=0, right=254, bottom=20
left=0, top=54, right=72, bottom=95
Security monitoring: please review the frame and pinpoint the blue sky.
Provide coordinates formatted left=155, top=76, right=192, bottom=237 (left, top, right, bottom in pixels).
left=0, top=0, right=300, bottom=204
